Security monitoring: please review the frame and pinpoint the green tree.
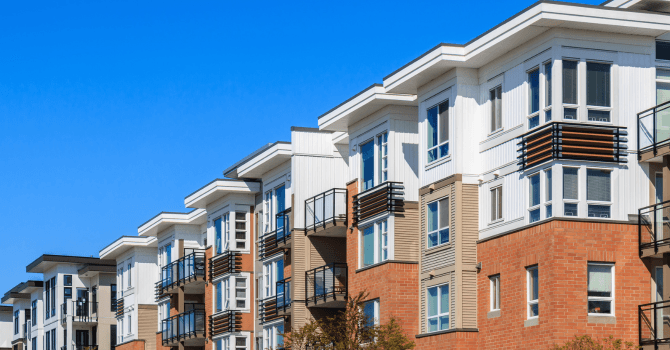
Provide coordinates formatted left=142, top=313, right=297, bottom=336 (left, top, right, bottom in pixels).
left=283, top=291, right=415, bottom=350
left=548, top=335, right=638, bottom=350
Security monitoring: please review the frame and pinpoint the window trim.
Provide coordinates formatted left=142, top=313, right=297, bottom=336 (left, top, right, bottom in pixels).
left=587, top=262, right=615, bottom=317
left=544, top=61, right=553, bottom=123
left=562, top=166, right=580, bottom=217
left=527, top=67, right=541, bottom=130
left=490, top=85, right=503, bottom=133
left=527, top=266, right=539, bottom=320
left=528, top=172, right=541, bottom=223
left=490, top=185, right=503, bottom=224
left=359, top=216, right=392, bottom=268
left=426, top=196, right=450, bottom=249
left=585, top=61, right=613, bottom=124
left=490, top=275, right=500, bottom=312
left=426, top=284, right=449, bottom=333
left=426, top=100, right=450, bottom=165
left=586, top=168, right=613, bottom=219
left=359, top=131, right=391, bottom=191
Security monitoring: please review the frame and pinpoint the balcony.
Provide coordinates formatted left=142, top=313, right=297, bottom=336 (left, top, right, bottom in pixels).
left=305, top=188, right=347, bottom=237
left=638, top=101, right=670, bottom=162
left=259, top=296, right=281, bottom=324
left=161, top=304, right=206, bottom=346
left=75, top=345, right=98, bottom=350
left=517, top=122, right=628, bottom=171
left=353, top=182, right=404, bottom=224
left=305, top=263, right=347, bottom=308
left=158, top=250, right=206, bottom=295
left=639, top=300, right=670, bottom=348
left=61, top=300, right=98, bottom=324
left=209, top=310, right=241, bottom=338
left=259, top=209, right=291, bottom=260
left=210, top=251, right=241, bottom=280
left=115, top=298, right=124, bottom=317
left=277, top=277, right=292, bottom=316
left=639, top=200, right=670, bottom=258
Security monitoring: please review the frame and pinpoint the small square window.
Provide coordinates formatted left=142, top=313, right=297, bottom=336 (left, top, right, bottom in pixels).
left=564, top=203, right=578, bottom=216
left=564, top=108, right=578, bottom=120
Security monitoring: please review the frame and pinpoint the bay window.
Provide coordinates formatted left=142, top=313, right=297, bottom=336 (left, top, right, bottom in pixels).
left=586, top=62, right=611, bottom=122
left=378, top=133, right=388, bottom=183
left=427, top=285, right=449, bottom=332
left=263, top=259, right=283, bottom=298
left=563, top=60, right=578, bottom=120
left=563, top=167, right=579, bottom=216
left=361, top=219, right=389, bottom=267
left=264, top=323, right=284, bottom=350
left=528, top=69, right=540, bottom=129
left=216, top=275, right=249, bottom=311
left=527, top=266, right=539, bottom=319
left=587, top=263, right=614, bottom=315
left=544, top=61, right=552, bottom=122
left=427, top=197, right=449, bottom=248
left=427, top=100, right=449, bottom=163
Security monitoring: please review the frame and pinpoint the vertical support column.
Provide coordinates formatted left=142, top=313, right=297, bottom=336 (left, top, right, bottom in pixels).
left=66, top=302, right=73, bottom=350
left=177, top=287, right=185, bottom=350
left=454, top=180, right=463, bottom=329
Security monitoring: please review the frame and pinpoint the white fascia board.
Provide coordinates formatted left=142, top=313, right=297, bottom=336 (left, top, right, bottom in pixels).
left=602, top=0, right=643, bottom=8
left=318, top=84, right=417, bottom=132
left=138, top=208, right=207, bottom=237
left=236, top=143, right=292, bottom=179
left=99, top=236, right=157, bottom=260
left=184, top=179, right=261, bottom=209
left=383, top=2, right=670, bottom=94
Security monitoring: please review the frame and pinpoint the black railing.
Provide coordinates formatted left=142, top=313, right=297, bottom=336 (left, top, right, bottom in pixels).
left=277, top=277, right=291, bottom=311
left=209, top=310, right=240, bottom=338
left=305, top=263, right=348, bottom=305
left=62, top=300, right=98, bottom=323
left=638, top=100, right=670, bottom=159
left=639, top=200, right=670, bottom=257
left=115, top=298, right=124, bottom=317
left=639, top=300, right=670, bottom=346
left=353, top=182, right=404, bottom=224
left=305, top=188, right=347, bottom=232
left=517, top=121, right=628, bottom=170
left=259, top=296, right=279, bottom=324
left=276, top=208, right=291, bottom=243
left=210, top=251, right=241, bottom=280
left=161, top=304, right=206, bottom=345
left=259, top=209, right=291, bottom=259
left=158, top=250, right=206, bottom=294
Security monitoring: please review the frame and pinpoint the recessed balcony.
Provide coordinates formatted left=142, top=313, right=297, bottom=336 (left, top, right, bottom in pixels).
left=161, top=304, right=206, bottom=347
left=638, top=101, right=670, bottom=162
left=158, top=250, right=206, bottom=295
left=61, top=300, right=98, bottom=324
left=639, top=200, right=670, bottom=258
left=305, top=263, right=347, bottom=308
left=305, top=188, right=347, bottom=237
left=639, top=300, right=670, bottom=349
left=353, top=182, right=404, bottom=224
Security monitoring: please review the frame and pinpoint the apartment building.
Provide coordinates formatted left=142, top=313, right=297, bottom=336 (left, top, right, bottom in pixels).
left=2, top=281, right=43, bottom=350
left=99, top=236, right=158, bottom=350
left=136, top=209, right=207, bottom=350
left=1, top=305, right=12, bottom=350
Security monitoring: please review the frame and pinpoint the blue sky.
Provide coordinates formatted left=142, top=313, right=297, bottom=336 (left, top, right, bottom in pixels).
left=0, top=0, right=601, bottom=295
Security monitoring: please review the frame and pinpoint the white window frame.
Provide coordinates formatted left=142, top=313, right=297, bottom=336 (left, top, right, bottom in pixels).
left=359, top=216, right=392, bottom=268
left=426, top=100, right=450, bottom=164
left=586, top=168, right=612, bottom=219
left=263, top=258, right=282, bottom=299
left=490, top=85, right=503, bottom=133
left=543, top=61, right=553, bottom=123
left=214, top=273, right=251, bottom=313
left=118, top=266, right=124, bottom=292
left=359, top=131, right=391, bottom=192
left=426, top=197, right=450, bottom=248
left=127, top=259, right=133, bottom=289
left=362, top=299, right=380, bottom=327
left=587, top=263, right=615, bottom=317
left=490, top=185, right=503, bottom=224
left=545, top=168, right=553, bottom=219
left=490, top=275, right=500, bottom=311
left=527, top=67, right=541, bottom=130
left=585, top=61, right=613, bottom=124
left=263, top=321, right=284, bottom=350
left=562, top=59, right=580, bottom=121
left=527, top=266, right=539, bottom=319
left=426, top=284, right=449, bottom=333
left=234, top=276, right=248, bottom=310
left=264, top=191, right=272, bottom=234
left=562, top=166, right=580, bottom=217
left=528, top=172, right=541, bottom=223
left=234, top=211, right=247, bottom=250
left=378, top=132, right=388, bottom=183
left=214, top=332, right=251, bottom=350
left=127, top=314, right=132, bottom=335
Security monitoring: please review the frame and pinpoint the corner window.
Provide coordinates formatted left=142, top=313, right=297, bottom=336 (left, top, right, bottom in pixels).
left=427, top=285, right=449, bottom=332
left=528, top=69, right=540, bottom=129
left=361, top=219, right=389, bottom=267
left=586, top=62, right=611, bottom=122
left=527, top=266, right=539, bottom=319
left=544, top=62, right=553, bottom=122
left=215, top=217, right=223, bottom=254
left=587, top=263, right=614, bottom=315
left=490, top=86, right=502, bottom=132
left=490, top=186, right=503, bottom=222
left=427, top=100, right=449, bottom=163
left=264, top=323, right=284, bottom=350
left=235, top=277, right=247, bottom=309
left=361, top=139, right=375, bottom=191
left=563, top=60, right=579, bottom=120
left=529, top=173, right=540, bottom=223
left=264, top=191, right=273, bottom=234
left=563, top=167, right=579, bottom=216
left=657, top=41, right=670, bottom=61
left=361, top=133, right=389, bottom=190
left=427, top=197, right=450, bottom=248
left=545, top=169, right=553, bottom=218
left=490, top=275, right=500, bottom=311
left=378, top=133, right=388, bottom=183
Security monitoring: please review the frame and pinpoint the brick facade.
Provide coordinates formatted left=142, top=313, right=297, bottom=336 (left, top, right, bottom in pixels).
left=115, top=340, right=145, bottom=350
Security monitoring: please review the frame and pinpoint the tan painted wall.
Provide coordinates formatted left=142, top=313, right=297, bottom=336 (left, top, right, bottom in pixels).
left=137, top=305, right=157, bottom=350
left=395, top=202, right=420, bottom=262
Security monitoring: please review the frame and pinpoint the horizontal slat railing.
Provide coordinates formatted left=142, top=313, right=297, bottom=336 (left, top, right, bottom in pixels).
left=209, top=251, right=241, bottom=280
left=209, top=310, right=241, bottom=338
left=352, top=182, right=404, bottom=224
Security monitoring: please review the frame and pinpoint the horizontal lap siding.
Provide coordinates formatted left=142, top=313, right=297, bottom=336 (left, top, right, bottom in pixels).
left=395, top=202, right=420, bottom=262
left=309, top=236, right=346, bottom=269
left=421, top=184, right=456, bottom=273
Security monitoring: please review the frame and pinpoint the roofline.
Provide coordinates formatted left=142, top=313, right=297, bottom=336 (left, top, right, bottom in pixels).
left=183, top=178, right=260, bottom=200
left=0, top=305, right=12, bottom=312
left=317, top=83, right=382, bottom=120
left=290, top=126, right=333, bottom=133
left=78, top=264, right=116, bottom=275
left=1, top=293, right=30, bottom=304
left=99, top=235, right=156, bottom=256
left=137, top=208, right=199, bottom=229
left=224, top=141, right=291, bottom=177
left=26, top=254, right=115, bottom=273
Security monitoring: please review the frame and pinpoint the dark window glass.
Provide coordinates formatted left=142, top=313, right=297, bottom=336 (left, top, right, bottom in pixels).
left=587, top=62, right=611, bottom=107
left=658, top=41, right=670, bottom=61
left=563, top=61, right=578, bottom=104
left=64, top=275, right=72, bottom=286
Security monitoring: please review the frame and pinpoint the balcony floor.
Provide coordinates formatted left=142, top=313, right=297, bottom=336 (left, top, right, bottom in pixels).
left=306, top=219, right=347, bottom=238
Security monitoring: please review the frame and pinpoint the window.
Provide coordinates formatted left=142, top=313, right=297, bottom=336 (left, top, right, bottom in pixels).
left=118, top=267, right=124, bottom=292
left=127, top=262, right=132, bottom=288
left=215, top=217, right=223, bottom=254
left=545, top=169, right=553, bottom=218
left=490, top=186, right=503, bottom=222
left=119, top=318, right=123, bottom=343
left=216, top=280, right=227, bottom=312
left=527, top=266, right=539, bottom=318
left=50, top=330, right=55, bottom=350
left=235, top=337, right=247, bottom=350
left=427, top=197, right=449, bottom=248
left=563, top=60, right=578, bottom=108
left=264, top=191, right=272, bottom=234
left=32, top=338, right=36, bottom=350
left=31, top=300, right=37, bottom=326
left=427, top=100, right=450, bottom=162
left=64, top=275, right=72, bottom=286
left=235, top=212, right=247, bottom=250
left=263, top=259, right=284, bottom=298
left=378, top=132, right=388, bottom=183
left=361, top=139, right=375, bottom=191
left=127, top=314, right=132, bottom=334
left=45, top=280, right=50, bottom=320
left=658, top=41, right=670, bottom=61
left=528, top=69, right=540, bottom=129
left=587, top=169, right=611, bottom=218
left=264, top=323, right=284, bottom=350
left=588, top=263, right=614, bottom=315
left=111, top=284, right=117, bottom=312
left=50, top=277, right=55, bottom=317
left=46, top=330, right=50, bottom=350
left=362, top=299, right=380, bottom=328
left=14, top=310, right=19, bottom=334
left=529, top=173, right=540, bottom=223
left=586, top=62, right=611, bottom=122
left=490, top=275, right=500, bottom=311
left=361, top=219, right=389, bottom=267
left=490, top=86, right=502, bottom=132
left=64, top=288, right=72, bottom=300
left=427, top=285, right=449, bottom=332
left=544, top=62, right=553, bottom=122
left=563, top=167, right=578, bottom=216
left=236, top=277, right=247, bottom=309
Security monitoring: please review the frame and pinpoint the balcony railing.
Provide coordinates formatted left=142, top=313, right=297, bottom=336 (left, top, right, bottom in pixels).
left=75, top=345, right=98, bottom=350
left=639, top=300, right=670, bottom=347
left=209, top=310, right=241, bottom=338
left=259, top=296, right=280, bottom=324
left=305, top=188, right=347, bottom=232
left=61, top=300, right=98, bottom=323
left=161, top=304, right=206, bottom=345
left=639, top=200, right=670, bottom=257
left=277, top=277, right=291, bottom=312
left=638, top=100, right=670, bottom=160
left=115, top=298, right=124, bottom=317
left=353, top=182, right=404, bottom=224
left=259, top=209, right=291, bottom=259
left=210, top=251, right=241, bottom=280
left=305, top=263, right=348, bottom=306
left=517, top=121, right=628, bottom=170
left=158, top=250, right=206, bottom=294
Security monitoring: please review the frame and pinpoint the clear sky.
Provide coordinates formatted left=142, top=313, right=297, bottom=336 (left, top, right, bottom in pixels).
left=0, top=0, right=602, bottom=295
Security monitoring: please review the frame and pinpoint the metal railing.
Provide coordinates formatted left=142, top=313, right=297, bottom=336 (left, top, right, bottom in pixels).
left=638, top=100, right=670, bottom=159
left=61, top=300, right=99, bottom=323
left=353, top=182, right=404, bottom=224
left=259, top=296, right=279, bottom=324
left=305, top=188, right=347, bottom=232
left=75, top=345, right=98, bottom=350
left=259, top=209, right=291, bottom=259
left=639, top=200, right=670, bottom=256
left=276, top=208, right=291, bottom=243
left=159, top=250, right=206, bottom=294
left=305, top=263, right=348, bottom=305
left=210, top=251, right=241, bottom=280
left=161, top=304, right=206, bottom=345
left=640, top=300, right=670, bottom=347
left=209, top=310, right=240, bottom=338
left=277, top=277, right=291, bottom=311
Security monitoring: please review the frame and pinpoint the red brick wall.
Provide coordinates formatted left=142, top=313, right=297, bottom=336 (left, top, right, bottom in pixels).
left=416, top=331, right=478, bottom=349
left=477, top=220, right=650, bottom=349
left=155, top=332, right=170, bottom=350
left=116, top=340, right=145, bottom=350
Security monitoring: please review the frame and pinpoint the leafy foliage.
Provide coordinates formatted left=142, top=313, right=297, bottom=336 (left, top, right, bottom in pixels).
left=548, top=335, right=638, bottom=350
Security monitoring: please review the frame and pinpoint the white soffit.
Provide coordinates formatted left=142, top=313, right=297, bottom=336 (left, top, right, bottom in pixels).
left=604, top=0, right=670, bottom=13
left=383, top=2, right=670, bottom=94
left=137, top=208, right=207, bottom=237
left=235, top=142, right=292, bottom=179
left=318, top=84, right=417, bottom=132
left=184, top=179, right=261, bottom=209
left=99, top=236, right=157, bottom=260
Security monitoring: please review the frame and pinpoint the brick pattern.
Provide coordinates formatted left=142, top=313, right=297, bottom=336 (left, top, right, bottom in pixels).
left=416, top=331, right=478, bottom=349
left=115, top=340, right=145, bottom=350
left=477, top=220, right=650, bottom=349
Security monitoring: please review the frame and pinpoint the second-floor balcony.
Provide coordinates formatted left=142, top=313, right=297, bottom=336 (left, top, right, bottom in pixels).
left=639, top=200, right=670, bottom=258
left=61, top=300, right=98, bottom=324
left=259, top=209, right=291, bottom=260
left=158, top=250, right=206, bottom=295
left=353, top=182, right=404, bottom=224
left=161, top=304, right=206, bottom=346
left=305, top=263, right=347, bottom=308
left=639, top=300, right=670, bottom=348
left=638, top=100, right=670, bottom=162
left=305, top=188, right=347, bottom=237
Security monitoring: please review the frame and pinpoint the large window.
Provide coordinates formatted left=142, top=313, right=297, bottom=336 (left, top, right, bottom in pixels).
left=563, top=60, right=578, bottom=120
left=361, top=219, right=389, bottom=267
left=527, top=266, right=539, bottom=319
left=427, top=197, right=449, bottom=248
left=490, top=86, right=502, bottom=132
left=427, top=101, right=449, bottom=163
left=587, top=169, right=611, bottom=218
left=263, top=259, right=283, bottom=298
left=528, top=69, right=540, bottom=129
left=427, top=285, right=449, bottom=332
left=44, top=279, right=50, bottom=320
left=490, top=186, right=503, bottom=222
left=563, top=167, right=579, bottom=216
left=544, top=62, right=553, bottom=122
left=490, top=275, right=500, bottom=311
left=361, top=139, right=375, bottom=191
left=361, top=132, right=390, bottom=191
left=588, top=263, right=614, bottom=315
left=31, top=300, right=37, bottom=326
left=363, top=299, right=380, bottom=328
left=111, top=284, right=117, bottom=312
left=264, top=323, right=284, bottom=350
left=657, top=41, right=670, bottom=61
left=586, top=62, right=611, bottom=122
left=529, top=173, right=541, bottom=223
